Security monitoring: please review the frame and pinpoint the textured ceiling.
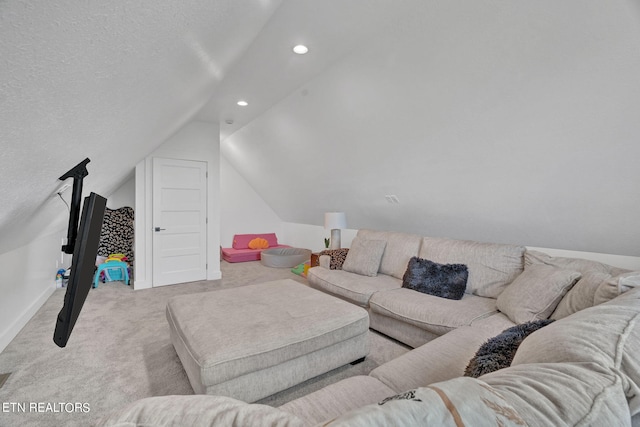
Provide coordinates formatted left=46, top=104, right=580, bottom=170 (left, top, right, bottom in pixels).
left=0, top=0, right=282, bottom=254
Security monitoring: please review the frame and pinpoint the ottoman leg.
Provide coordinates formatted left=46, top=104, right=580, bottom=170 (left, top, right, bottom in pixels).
left=350, top=357, right=366, bottom=365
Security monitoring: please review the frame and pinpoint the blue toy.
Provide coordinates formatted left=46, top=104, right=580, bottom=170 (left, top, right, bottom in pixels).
left=93, top=261, right=130, bottom=288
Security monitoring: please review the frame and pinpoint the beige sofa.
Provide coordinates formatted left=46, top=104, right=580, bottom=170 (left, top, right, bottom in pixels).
left=96, top=230, right=640, bottom=426
left=308, top=229, right=528, bottom=348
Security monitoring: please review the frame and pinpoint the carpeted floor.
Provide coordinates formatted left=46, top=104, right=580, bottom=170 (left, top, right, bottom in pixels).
left=0, top=261, right=409, bottom=426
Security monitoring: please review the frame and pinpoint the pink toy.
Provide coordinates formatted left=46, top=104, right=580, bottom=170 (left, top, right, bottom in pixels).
left=222, top=233, right=290, bottom=263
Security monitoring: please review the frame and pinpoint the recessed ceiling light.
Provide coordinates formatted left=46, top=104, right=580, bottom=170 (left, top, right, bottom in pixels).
left=237, top=100, right=248, bottom=106
left=293, top=45, right=309, bottom=55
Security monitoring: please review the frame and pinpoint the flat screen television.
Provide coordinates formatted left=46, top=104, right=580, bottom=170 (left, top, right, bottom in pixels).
left=53, top=192, right=107, bottom=347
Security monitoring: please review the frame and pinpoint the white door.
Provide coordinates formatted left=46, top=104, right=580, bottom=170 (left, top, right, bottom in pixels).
left=152, top=158, right=207, bottom=286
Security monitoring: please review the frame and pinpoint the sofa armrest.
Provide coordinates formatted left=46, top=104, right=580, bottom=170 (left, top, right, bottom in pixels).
left=95, top=395, right=304, bottom=427
left=319, top=254, right=331, bottom=269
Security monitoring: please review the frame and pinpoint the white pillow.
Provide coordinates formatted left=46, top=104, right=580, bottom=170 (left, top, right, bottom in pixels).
left=497, top=264, right=581, bottom=324
left=342, top=238, right=387, bottom=277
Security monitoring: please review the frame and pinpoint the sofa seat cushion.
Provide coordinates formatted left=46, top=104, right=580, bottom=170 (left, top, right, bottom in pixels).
left=232, top=233, right=280, bottom=249
left=512, top=287, right=640, bottom=416
left=370, top=313, right=515, bottom=392
left=307, top=267, right=402, bottom=307
left=279, top=376, right=396, bottom=426
left=419, top=237, right=525, bottom=298
left=369, top=288, right=497, bottom=336
left=482, top=363, right=631, bottom=427
left=355, top=230, right=423, bottom=279
left=221, top=245, right=291, bottom=263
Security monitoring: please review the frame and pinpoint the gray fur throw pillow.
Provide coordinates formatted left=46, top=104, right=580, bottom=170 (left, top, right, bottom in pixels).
left=402, top=256, right=468, bottom=300
left=464, top=319, right=555, bottom=378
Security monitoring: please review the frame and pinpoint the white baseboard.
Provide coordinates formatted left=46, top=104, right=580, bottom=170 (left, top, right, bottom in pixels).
left=207, top=270, right=222, bottom=280
left=0, top=285, right=56, bottom=353
left=133, top=279, right=151, bottom=290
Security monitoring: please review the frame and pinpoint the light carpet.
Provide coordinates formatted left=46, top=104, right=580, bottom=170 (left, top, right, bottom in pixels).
left=0, top=261, right=409, bottom=427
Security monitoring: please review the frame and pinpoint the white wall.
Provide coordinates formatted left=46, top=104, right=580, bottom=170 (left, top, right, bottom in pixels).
left=107, top=174, right=135, bottom=209
left=220, top=155, right=283, bottom=247
left=135, top=120, right=220, bottom=289
left=0, top=230, right=65, bottom=352
left=222, top=0, right=640, bottom=257
left=283, top=223, right=640, bottom=271
left=280, top=222, right=357, bottom=253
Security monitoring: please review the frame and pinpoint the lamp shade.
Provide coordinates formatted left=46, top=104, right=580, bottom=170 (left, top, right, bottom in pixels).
left=324, top=212, right=347, bottom=230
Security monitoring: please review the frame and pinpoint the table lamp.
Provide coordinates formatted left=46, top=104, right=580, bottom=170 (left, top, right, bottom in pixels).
left=324, top=212, right=347, bottom=249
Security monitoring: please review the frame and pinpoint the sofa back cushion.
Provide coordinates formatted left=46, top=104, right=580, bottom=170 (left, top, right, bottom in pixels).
left=512, top=287, right=640, bottom=417
left=525, top=249, right=629, bottom=276
left=356, top=230, right=422, bottom=279
left=419, top=237, right=525, bottom=298
left=232, top=233, right=279, bottom=249
left=526, top=249, right=635, bottom=320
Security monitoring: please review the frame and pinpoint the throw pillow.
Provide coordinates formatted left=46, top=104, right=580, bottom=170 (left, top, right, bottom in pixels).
left=464, top=319, right=554, bottom=378
left=550, top=271, right=611, bottom=320
left=342, top=238, right=387, bottom=277
left=248, top=237, right=269, bottom=249
left=319, top=248, right=350, bottom=270
left=496, top=264, right=581, bottom=324
left=593, top=271, right=640, bottom=305
left=402, top=257, right=468, bottom=300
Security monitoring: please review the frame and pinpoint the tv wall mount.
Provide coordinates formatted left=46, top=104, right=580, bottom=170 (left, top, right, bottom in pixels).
left=59, top=158, right=90, bottom=254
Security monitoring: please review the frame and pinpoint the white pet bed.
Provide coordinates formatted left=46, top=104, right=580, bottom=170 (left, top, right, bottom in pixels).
left=261, top=247, right=312, bottom=268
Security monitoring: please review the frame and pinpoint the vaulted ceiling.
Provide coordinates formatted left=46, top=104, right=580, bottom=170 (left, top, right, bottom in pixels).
left=0, top=0, right=282, bottom=253
left=2, top=0, right=640, bottom=257
left=220, top=0, right=640, bottom=256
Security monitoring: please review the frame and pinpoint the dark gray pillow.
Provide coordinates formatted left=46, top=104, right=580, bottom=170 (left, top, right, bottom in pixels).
left=402, top=256, right=468, bottom=300
left=464, top=319, right=555, bottom=378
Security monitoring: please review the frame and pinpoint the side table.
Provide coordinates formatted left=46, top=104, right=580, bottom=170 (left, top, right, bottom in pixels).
left=310, top=252, right=321, bottom=267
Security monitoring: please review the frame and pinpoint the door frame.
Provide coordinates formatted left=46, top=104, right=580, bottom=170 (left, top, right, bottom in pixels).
left=134, top=154, right=221, bottom=290
left=151, top=157, right=208, bottom=286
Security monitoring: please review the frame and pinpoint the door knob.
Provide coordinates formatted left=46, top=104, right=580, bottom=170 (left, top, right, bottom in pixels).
left=154, top=227, right=166, bottom=232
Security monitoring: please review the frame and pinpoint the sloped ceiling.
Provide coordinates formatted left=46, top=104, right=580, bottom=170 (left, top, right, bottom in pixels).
left=2, top=0, right=639, bottom=258
left=0, top=0, right=282, bottom=254
left=220, top=0, right=640, bottom=256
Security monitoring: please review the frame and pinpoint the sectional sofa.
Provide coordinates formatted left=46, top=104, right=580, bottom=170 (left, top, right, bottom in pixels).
left=97, top=229, right=640, bottom=426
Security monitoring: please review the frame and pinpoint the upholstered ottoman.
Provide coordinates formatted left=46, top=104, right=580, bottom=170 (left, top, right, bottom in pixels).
left=166, top=279, right=369, bottom=403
